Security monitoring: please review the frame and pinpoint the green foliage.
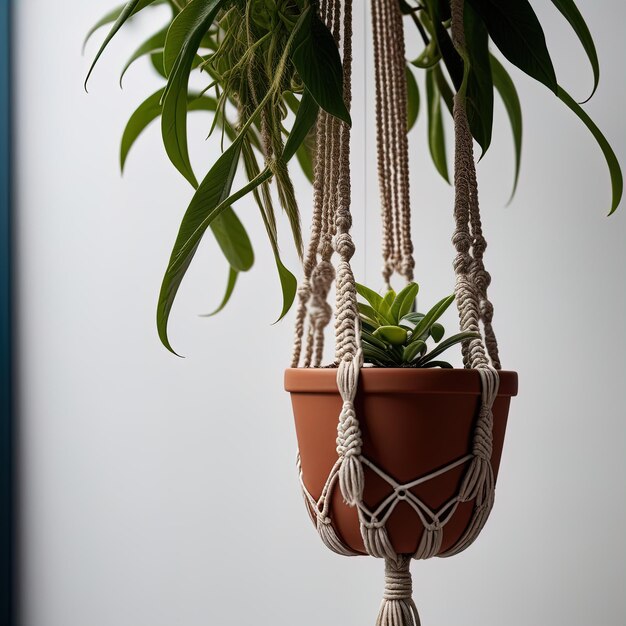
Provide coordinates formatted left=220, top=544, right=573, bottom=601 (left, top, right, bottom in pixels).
left=85, top=0, right=343, bottom=353
left=357, top=282, right=478, bottom=368
left=403, top=0, right=621, bottom=211
left=83, top=0, right=623, bottom=354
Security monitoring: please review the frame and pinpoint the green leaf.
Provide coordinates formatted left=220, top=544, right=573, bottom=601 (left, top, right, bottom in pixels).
left=355, top=283, right=384, bottom=311
left=200, top=266, right=238, bottom=317
left=430, top=322, right=445, bottom=342
left=291, top=11, right=351, bottom=125
left=374, top=325, right=408, bottom=346
left=404, top=340, right=427, bottom=363
left=422, top=0, right=463, bottom=89
left=418, top=331, right=479, bottom=365
left=401, top=311, right=425, bottom=325
left=282, top=90, right=319, bottom=163
left=358, top=303, right=381, bottom=328
left=557, top=86, right=623, bottom=215
left=271, top=255, right=298, bottom=324
left=464, top=2, right=494, bottom=156
left=422, top=361, right=453, bottom=368
left=434, top=65, right=454, bottom=115
left=411, top=294, right=454, bottom=343
left=295, top=142, right=314, bottom=183
left=161, top=0, right=228, bottom=187
left=120, top=27, right=168, bottom=86
left=120, top=88, right=216, bottom=172
left=362, top=330, right=388, bottom=351
left=156, top=138, right=243, bottom=353
left=390, top=282, right=419, bottom=323
left=363, top=345, right=395, bottom=367
left=84, top=0, right=161, bottom=90
left=550, top=0, right=599, bottom=102
left=383, top=289, right=396, bottom=309
left=467, top=0, right=557, bottom=93
left=411, top=37, right=441, bottom=69
left=284, top=91, right=317, bottom=182
left=151, top=52, right=167, bottom=78
left=425, top=69, right=449, bottom=183
left=490, top=55, right=522, bottom=203
left=84, top=4, right=127, bottom=51
left=210, top=209, right=254, bottom=273
left=406, top=67, right=420, bottom=131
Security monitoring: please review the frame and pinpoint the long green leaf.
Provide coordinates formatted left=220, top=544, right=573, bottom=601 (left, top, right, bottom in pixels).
left=434, top=66, right=454, bottom=116
left=390, top=282, right=419, bottom=323
left=84, top=0, right=161, bottom=90
left=411, top=294, right=454, bottom=343
left=557, top=86, right=623, bottom=215
left=550, top=0, right=599, bottom=102
left=200, top=266, right=238, bottom=317
left=464, top=2, right=494, bottom=156
left=490, top=55, right=523, bottom=203
left=358, top=303, right=381, bottom=328
left=156, top=139, right=243, bottom=353
left=210, top=208, right=254, bottom=272
left=468, top=0, right=557, bottom=93
left=422, top=0, right=463, bottom=90
left=422, top=361, right=453, bottom=368
left=156, top=9, right=319, bottom=350
left=418, top=331, right=479, bottom=364
left=120, top=89, right=216, bottom=172
left=120, top=27, right=168, bottom=86
left=361, top=330, right=389, bottom=351
left=425, top=69, right=449, bottom=183
left=406, top=66, right=420, bottom=131
left=404, top=340, right=427, bottom=363
left=83, top=4, right=126, bottom=51
left=282, top=90, right=319, bottom=163
left=161, top=0, right=227, bottom=187
left=120, top=88, right=252, bottom=274
left=355, top=283, right=384, bottom=311
left=284, top=91, right=317, bottom=182
left=291, top=11, right=351, bottom=125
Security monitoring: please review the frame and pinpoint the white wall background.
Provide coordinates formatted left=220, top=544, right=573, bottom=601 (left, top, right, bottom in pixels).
left=14, top=1, right=625, bottom=625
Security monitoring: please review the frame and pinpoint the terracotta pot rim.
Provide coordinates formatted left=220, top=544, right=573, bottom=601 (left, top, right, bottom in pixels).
left=285, top=367, right=518, bottom=396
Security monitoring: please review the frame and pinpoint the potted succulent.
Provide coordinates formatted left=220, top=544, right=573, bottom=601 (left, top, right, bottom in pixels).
left=286, top=281, right=519, bottom=556
left=85, top=0, right=620, bottom=623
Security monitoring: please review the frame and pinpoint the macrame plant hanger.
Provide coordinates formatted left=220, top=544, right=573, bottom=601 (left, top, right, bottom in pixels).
left=291, top=0, right=502, bottom=624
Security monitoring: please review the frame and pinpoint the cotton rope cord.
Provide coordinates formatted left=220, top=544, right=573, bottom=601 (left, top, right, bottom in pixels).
left=291, top=1, right=504, bottom=624
left=372, top=0, right=415, bottom=287
left=448, top=0, right=501, bottom=371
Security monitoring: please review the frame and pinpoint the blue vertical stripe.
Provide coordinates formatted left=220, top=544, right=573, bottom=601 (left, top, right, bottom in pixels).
left=0, top=0, right=13, bottom=624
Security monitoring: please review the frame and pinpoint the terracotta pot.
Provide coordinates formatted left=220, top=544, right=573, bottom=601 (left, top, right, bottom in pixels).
left=285, top=367, right=518, bottom=556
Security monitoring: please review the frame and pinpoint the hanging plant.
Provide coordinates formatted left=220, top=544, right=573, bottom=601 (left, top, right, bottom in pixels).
left=85, top=0, right=622, bottom=355
left=86, top=2, right=620, bottom=624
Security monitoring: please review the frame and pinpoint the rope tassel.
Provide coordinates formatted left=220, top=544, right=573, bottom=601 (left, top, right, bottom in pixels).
left=376, top=557, right=421, bottom=626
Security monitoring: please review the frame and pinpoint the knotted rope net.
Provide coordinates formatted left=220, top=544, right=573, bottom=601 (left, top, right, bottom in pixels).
left=291, top=1, right=502, bottom=624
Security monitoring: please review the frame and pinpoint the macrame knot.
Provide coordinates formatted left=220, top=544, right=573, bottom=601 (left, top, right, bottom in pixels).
left=335, top=232, right=355, bottom=259
left=310, top=260, right=335, bottom=292
left=336, top=402, right=362, bottom=457
left=376, top=557, right=420, bottom=626
left=472, top=267, right=491, bottom=292
left=452, top=230, right=472, bottom=253
left=336, top=405, right=364, bottom=505
left=472, top=237, right=487, bottom=256
left=472, top=404, right=494, bottom=461
left=480, top=298, right=494, bottom=322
